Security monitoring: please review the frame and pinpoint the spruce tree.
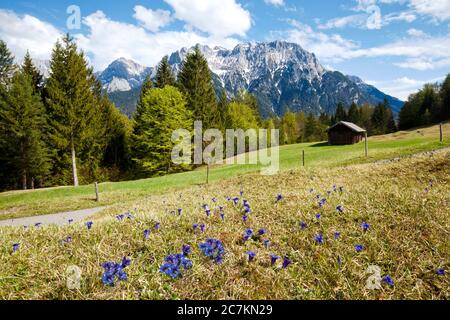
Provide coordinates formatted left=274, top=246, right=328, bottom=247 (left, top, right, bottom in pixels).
left=0, top=40, right=15, bottom=86
left=45, top=34, right=102, bottom=186
left=131, top=86, right=192, bottom=176
left=22, top=51, right=43, bottom=94
left=0, top=71, right=50, bottom=189
left=440, top=74, right=450, bottom=121
left=155, top=56, right=176, bottom=88
left=178, top=46, right=220, bottom=129
left=347, top=102, right=360, bottom=124
left=334, top=102, right=347, bottom=122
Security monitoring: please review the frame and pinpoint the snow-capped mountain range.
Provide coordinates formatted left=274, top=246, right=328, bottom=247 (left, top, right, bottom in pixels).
left=35, top=41, right=405, bottom=118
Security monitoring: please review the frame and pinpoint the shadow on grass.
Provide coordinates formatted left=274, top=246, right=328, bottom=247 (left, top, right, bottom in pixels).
left=309, top=142, right=330, bottom=147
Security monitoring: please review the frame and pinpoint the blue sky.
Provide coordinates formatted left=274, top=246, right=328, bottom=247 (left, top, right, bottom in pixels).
left=0, top=0, right=449, bottom=100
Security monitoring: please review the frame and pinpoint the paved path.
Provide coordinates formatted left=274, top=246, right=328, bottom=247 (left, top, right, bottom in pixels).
left=0, top=206, right=108, bottom=228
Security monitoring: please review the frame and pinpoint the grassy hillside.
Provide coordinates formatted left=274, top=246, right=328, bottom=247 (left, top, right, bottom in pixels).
left=0, top=122, right=449, bottom=220
left=0, top=148, right=448, bottom=299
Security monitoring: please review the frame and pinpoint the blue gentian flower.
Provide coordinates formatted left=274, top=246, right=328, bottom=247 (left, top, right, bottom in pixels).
left=355, top=244, right=364, bottom=252
left=126, top=212, right=134, bottom=219
left=383, top=275, right=394, bottom=286
left=68, top=219, right=74, bottom=224
left=314, top=234, right=324, bottom=244
left=144, top=229, right=151, bottom=239
left=240, top=191, right=244, bottom=197
left=336, top=205, right=344, bottom=213
left=300, top=221, right=308, bottom=230
left=243, top=228, right=253, bottom=241
left=85, top=221, right=93, bottom=230
left=64, top=236, right=72, bottom=244
left=246, top=251, right=256, bottom=262
left=200, top=224, right=205, bottom=232
left=309, top=188, right=314, bottom=193
left=12, top=243, right=19, bottom=252
left=160, top=253, right=192, bottom=279
left=361, top=222, right=370, bottom=232
left=182, top=244, right=191, bottom=256
left=205, top=209, right=211, bottom=217
left=220, top=212, right=225, bottom=221
left=101, top=257, right=130, bottom=286
left=436, top=268, right=445, bottom=276
left=242, top=215, right=248, bottom=223
left=282, top=257, right=292, bottom=269
left=35, top=222, right=42, bottom=228
left=116, top=214, right=125, bottom=221
left=243, top=206, right=251, bottom=214
left=258, top=228, right=267, bottom=236
left=212, top=198, right=217, bottom=203
left=270, top=254, right=279, bottom=266
left=177, top=208, right=183, bottom=215
left=154, top=223, right=161, bottom=230
left=263, top=239, right=270, bottom=249
left=199, top=239, right=225, bottom=264
left=232, top=197, right=240, bottom=205
left=193, top=224, right=198, bottom=231
left=334, top=232, right=341, bottom=240
left=315, top=214, right=321, bottom=220
left=276, top=194, right=283, bottom=202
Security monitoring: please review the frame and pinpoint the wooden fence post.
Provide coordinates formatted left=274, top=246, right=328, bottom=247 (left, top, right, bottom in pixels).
left=206, top=165, right=210, bottom=184
left=440, top=123, right=443, bottom=144
left=365, top=132, right=368, bottom=157
left=302, top=150, right=305, bottom=167
left=95, top=182, right=99, bottom=202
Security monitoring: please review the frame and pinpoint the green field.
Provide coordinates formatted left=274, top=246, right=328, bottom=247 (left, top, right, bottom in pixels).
left=0, top=123, right=449, bottom=220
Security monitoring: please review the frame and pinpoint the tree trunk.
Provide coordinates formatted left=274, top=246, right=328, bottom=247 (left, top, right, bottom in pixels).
left=71, top=138, right=79, bottom=187
left=22, top=170, right=27, bottom=190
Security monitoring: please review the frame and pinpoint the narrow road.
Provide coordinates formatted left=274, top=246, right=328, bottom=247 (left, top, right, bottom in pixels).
left=0, top=206, right=108, bottom=228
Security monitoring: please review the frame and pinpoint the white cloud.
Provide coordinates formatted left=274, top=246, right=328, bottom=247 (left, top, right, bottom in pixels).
left=275, top=20, right=360, bottom=63
left=264, top=0, right=285, bottom=7
left=409, top=0, right=450, bottom=22
left=164, top=0, right=252, bottom=37
left=367, top=76, right=445, bottom=100
left=133, top=5, right=172, bottom=32
left=75, top=11, right=239, bottom=71
left=0, top=9, right=61, bottom=61
left=406, top=28, right=426, bottom=37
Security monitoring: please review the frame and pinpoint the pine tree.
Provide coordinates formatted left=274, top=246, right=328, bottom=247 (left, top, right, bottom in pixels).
left=131, top=86, right=192, bottom=176
left=347, top=102, right=360, bottom=124
left=217, top=89, right=229, bottom=130
left=0, top=71, right=50, bottom=189
left=371, top=100, right=389, bottom=135
left=45, top=34, right=103, bottom=186
left=155, top=56, right=176, bottom=89
left=334, top=102, right=347, bottom=122
left=0, top=40, right=15, bottom=87
left=440, top=74, right=450, bottom=121
left=178, top=46, right=220, bottom=129
left=22, top=51, right=43, bottom=94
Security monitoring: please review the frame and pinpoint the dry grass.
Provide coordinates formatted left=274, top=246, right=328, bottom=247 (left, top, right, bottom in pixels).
left=0, top=150, right=449, bottom=300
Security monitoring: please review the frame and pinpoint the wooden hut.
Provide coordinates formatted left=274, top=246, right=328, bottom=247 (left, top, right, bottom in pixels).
left=326, top=121, right=366, bottom=145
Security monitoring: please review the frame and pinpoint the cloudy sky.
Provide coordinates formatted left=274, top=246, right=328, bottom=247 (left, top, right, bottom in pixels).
left=0, top=0, right=449, bottom=100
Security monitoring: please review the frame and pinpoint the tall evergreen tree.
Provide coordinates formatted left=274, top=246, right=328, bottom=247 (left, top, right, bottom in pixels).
left=440, top=74, right=450, bottom=121
left=0, top=40, right=15, bottom=87
left=334, top=102, right=347, bottom=122
left=347, top=102, right=360, bottom=124
left=45, top=34, right=103, bottom=186
left=217, top=89, right=229, bottom=130
left=131, top=86, right=192, bottom=176
left=155, top=56, right=176, bottom=88
left=0, top=71, right=50, bottom=189
left=178, top=46, right=220, bottom=129
left=22, top=51, right=43, bottom=94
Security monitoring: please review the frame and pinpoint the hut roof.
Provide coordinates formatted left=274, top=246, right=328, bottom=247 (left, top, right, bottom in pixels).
left=326, top=121, right=366, bottom=133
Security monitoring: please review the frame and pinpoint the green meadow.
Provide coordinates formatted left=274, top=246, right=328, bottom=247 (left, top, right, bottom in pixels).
left=0, top=122, right=448, bottom=220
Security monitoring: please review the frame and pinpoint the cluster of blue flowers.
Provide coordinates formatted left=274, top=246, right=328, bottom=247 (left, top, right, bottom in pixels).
left=12, top=243, right=19, bottom=253
left=102, top=257, right=130, bottom=286
left=159, top=249, right=193, bottom=279
left=85, top=221, right=93, bottom=230
left=199, top=239, right=225, bottom=264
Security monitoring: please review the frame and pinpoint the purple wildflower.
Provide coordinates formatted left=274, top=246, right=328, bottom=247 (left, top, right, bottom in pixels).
left=144, top=229, right=151, bottom=239
left=436, top=268, right=445, bottom=276
left=200, top=224, right=205, bottom=232
left=334, top=232, right=341, bottom=240
left=315, top=213, right=321, bottom=220
left=263, top=239, right=270, bottom=249
left=182, top=244, right=191, bottom=256
left=336, top=205, right=344, bottom=213
left=85, top=221, right=93, bottom=230
left=314, top=234, right=324, bottom=244
left=154, top=223, right=161, bottom=230
left=300, top=221, right=308, bottom=230
left=383, top=275, right=394, bottom=286
left=276, top=194, right=283, bottom=202
left=199, top=239, right=225, bottom=264
left=282, top=257, right=292, bottom=269
left=270, top=254, right=280, bottom=266
left=12, top=243, right=20, bottom=253
left=258, top=228, right=267, bottom=236
left=361, top=222, right=370, bottom=232
left=116, top=214, right=125, bottom=221
left=246, top=251, right=256, bottom=262
left=355, top=244, right=364, bottom=252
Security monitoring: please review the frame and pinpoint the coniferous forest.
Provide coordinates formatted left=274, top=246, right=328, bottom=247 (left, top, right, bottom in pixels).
left=0, top=35, right=449, bottom=191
